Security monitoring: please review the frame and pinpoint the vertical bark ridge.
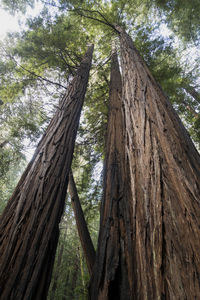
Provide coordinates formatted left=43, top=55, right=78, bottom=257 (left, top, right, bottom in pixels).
left=68, top=170, right=96, bottom=275
left=90, top=27, right=200, bottom=300
left=89, top=52, right=132, bottom=299
left=117, top=27, right=200, bottom=299
left=0, top=45, right=94, bottom=300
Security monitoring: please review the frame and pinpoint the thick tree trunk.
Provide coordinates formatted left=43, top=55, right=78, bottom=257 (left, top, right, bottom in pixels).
left=0, top=45, right=93, bottom=300
left=118, top=29, right=200, bottom=299
left=68, top=170, right=96, bottom=275
left=90, top=28, right=200, bottom=300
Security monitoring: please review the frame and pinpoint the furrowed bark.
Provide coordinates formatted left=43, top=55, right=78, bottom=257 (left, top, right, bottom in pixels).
left=0, top=45, right=93, bottom=300
left=90, top=27, right=200, bottom=300
left=89, top=51, right=128, bottom=299
left=68, top=170, right=96, bottom=275
left=117, top=28, right=200, bottom=299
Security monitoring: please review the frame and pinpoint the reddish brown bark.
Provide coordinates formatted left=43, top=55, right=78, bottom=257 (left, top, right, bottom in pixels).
left=0, top=45, right=93, bottom=300
left=68, top=170, right=96, bottom=275
left=90, top=28, right=200, bottom=300
left=89, top=51, right=128, bottom=299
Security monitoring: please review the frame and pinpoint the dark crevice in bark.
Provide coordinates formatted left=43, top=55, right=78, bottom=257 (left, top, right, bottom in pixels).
left=108, top=248, right=129, bottom=300
left=159, top=156, right=166, bottom=298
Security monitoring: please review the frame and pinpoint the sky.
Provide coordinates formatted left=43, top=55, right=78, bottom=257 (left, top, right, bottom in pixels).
left=0, top=5, right=44, bottom=161
left=0, top=9, right=19, bottom=38
left=0, top=4, right=172, bottom=40
left=0, top=4, right=43, bottom=40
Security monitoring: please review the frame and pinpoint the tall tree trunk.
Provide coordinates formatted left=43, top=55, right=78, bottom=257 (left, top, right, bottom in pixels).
left=89, top=51, right=127, bottom=299
left=0, top=45, right=93, bottom=300
left=118, top=29, right=200, bottom=299
left=90, top=27, right=200, bottom=300
left=68, top=170, right=96, bottom=275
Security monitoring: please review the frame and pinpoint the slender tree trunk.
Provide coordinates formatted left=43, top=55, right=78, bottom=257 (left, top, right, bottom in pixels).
left=70, top=250, right=79, bottom=299
left=62, top=271, right=70, bottom=300
left=90, top=27, right=200, bottom=300
left=0, top=45, right=93, bottom=300
left=50, top=229, right=67, bottom=300
left=68, top=170, right=96, bottom=275
left=79, top=246, right=87, bottom=297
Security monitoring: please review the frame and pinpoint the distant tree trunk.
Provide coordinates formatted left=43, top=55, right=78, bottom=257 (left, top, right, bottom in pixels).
left=70, top=250, right=80, bottom=299
left=0, top=45, right=93, bottom=300
left=90, top=27, right=200, bottom=300
left=68, top=170, right=96, bottom=275
left=50, top=229, right=67, bottom=300
left=62, top=271, right=70, bottom=300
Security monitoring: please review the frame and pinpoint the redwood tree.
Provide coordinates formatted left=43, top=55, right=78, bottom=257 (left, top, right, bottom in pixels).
left=90, top=27, right=200, bottom=299
left=0, top=45, right=93, bottom=300
left=68, top=170, right=96, bottom=275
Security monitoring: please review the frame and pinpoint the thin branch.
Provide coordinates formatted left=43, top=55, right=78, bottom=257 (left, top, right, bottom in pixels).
left=1, top=46, right=67, bottom=90
left=90, top=55, right=112, bottom=77
left=73, top=8, right=120, bottom=33
left=59, top=50, right=76, bottom=75
left=18, top=64, right=67, bottom=89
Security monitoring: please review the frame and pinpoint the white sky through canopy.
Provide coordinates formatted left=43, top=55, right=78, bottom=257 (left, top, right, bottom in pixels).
left=0, top=3, right=44, bottom=39
left=0, top=9, right=19, bottom=38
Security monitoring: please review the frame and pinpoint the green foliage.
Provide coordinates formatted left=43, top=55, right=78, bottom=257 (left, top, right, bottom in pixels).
left=0, top=147, right=26, bottom=213
left=0, top=0, right=35, bottom=14
left=0, top=92, right=49, bottom=211
left=153, top=0, right=200, bottom=44
left=48, top=202, right=98, bottom=300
